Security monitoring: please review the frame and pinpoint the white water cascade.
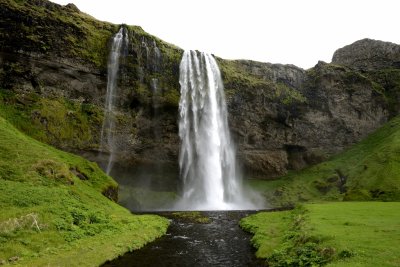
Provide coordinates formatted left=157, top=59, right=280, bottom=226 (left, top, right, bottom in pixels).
left=177, top=50, right=261, bottom=210
left=100, top=27, right=128, bottom=174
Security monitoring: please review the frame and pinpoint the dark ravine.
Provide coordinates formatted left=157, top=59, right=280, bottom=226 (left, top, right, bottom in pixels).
left=1, top=0, right=400, bottom=180
left=101, top=211, right=266, bottom=267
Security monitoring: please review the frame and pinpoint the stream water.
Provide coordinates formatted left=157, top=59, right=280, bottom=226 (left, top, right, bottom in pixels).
left=102, top=210, right=265, bottom=267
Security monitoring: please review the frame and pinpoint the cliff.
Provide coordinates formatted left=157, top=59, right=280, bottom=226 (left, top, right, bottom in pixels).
left=1, top=0, right=400, bottom=179
left=221, top=59, right=391, bottom=177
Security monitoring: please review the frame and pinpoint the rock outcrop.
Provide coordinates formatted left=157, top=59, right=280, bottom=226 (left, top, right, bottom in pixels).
left=1, top=0, right=400, bottom=179
left=332, top=38, right=400, bottom=71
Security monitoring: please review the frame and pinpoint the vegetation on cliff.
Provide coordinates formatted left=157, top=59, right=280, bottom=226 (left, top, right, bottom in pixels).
left=0, top=0, right=117, bottom=69
left=0, top=115, right=169, bottom=266
left=240, top=202, right=400, bottom=267
left=218, top=58, right=307, bottom=105
left=366, top=68, right=400, bottom=115
left=0, top=89, right=103, bottom=150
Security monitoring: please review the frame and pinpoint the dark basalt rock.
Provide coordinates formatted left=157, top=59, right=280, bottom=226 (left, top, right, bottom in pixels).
left=102, top=185, right=118, bottom=202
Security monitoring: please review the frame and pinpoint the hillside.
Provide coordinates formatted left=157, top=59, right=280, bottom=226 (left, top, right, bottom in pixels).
left=249, top=115, right=400, bottom=206
left=0, top=115, right=168, bottom=266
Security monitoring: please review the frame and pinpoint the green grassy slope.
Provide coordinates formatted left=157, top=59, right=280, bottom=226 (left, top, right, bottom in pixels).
left=248, top=116, right=400, bottom=206
left=0, top=116, right=169, bottom=266
left=240, top=202, right=400, bottom=267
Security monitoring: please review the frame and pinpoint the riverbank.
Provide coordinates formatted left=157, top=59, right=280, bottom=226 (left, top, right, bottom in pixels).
left=0, top=116, right=169, bottom=266
left=240, top=202, right=400, bottom=267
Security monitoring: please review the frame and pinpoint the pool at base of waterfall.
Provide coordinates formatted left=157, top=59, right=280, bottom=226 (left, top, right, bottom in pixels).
left=101, top=210, right=266, bottom=267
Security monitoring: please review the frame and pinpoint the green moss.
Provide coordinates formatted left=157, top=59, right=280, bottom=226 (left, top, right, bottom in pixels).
left=366, top=68, right=400, bottom=115
left=0, top=90, right=103, bottom=150
left=170, top=211, right=211, bottom=224
left=2, top=0, right=115, bottom=69
left=274, top=82, right=306, bottom=105
left=217, top=59, right=306, bottom=105
left=0, top=115, right=169, bottom=266
left=217, top=58, right=269, bottom=88
left=163, top=88, right=180, bottom=107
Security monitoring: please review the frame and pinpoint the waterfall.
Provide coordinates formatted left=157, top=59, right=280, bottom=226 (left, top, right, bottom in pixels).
left=177, top=50, right=260, bottom=210
left=100, top=27, right=128, bottom=175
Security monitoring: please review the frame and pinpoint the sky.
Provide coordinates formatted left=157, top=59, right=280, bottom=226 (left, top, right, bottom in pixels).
left=50, top=0, right=399, bottom=69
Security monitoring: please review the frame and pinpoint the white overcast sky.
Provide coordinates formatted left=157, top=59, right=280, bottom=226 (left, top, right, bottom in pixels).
left=50, top=0, right=399, bottom=69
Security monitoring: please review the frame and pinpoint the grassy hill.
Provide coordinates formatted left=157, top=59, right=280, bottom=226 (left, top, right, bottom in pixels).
left=0, top=116, right=169, bottom=266
left=249, top=115, right=400, bottom=207
left=240, top=202, right=400, bottom=267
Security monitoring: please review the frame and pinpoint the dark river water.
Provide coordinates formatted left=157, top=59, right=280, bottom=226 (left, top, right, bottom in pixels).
left=102, top=210, right=266, bottom=267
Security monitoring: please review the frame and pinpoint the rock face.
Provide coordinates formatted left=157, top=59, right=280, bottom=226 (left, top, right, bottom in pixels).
left=332, top=38, right=400, bottom=70
left=0, top=0, right=400, bottom=179
left=224, top=60, right=389, bottom=177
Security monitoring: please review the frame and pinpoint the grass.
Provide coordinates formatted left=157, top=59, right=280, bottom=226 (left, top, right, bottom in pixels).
left=0, top=116, right=169, bottom=266
left=240, top=202, right=400, bottom=267
left=247, top=115, right=400, bottom=207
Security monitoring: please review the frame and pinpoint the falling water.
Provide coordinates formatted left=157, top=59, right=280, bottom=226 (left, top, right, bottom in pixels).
left=177, top=50, right=260, bottom=210
left=100, top=27, right=128, bottom=175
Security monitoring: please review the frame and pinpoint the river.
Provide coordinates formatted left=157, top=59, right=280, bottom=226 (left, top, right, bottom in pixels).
left=102, top=210, right=266, bottom=267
